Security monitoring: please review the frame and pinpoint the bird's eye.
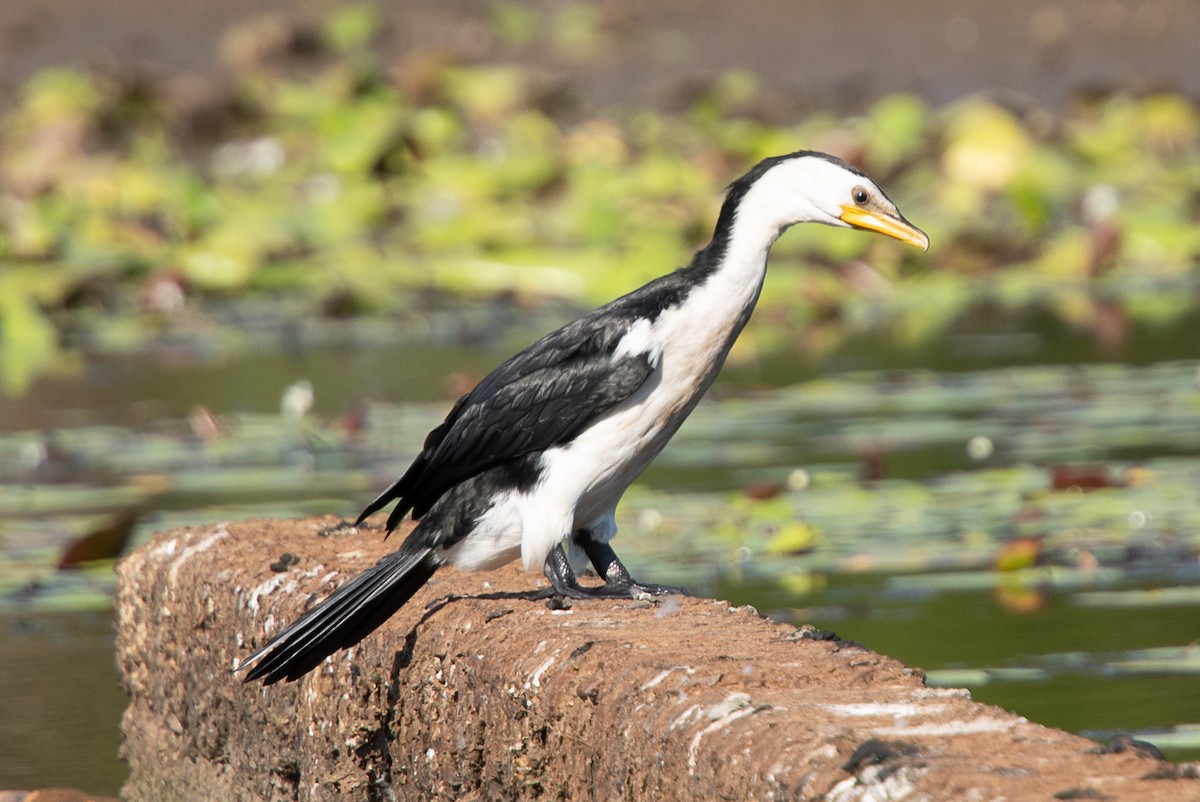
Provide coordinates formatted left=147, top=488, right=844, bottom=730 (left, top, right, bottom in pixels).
left=852, top=187, right=870, bottom=205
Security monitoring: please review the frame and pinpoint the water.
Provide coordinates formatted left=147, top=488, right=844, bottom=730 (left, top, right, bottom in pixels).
left=0, top=612, right=127, bottom=793
left=718, top=573, right=1200, bottom=761
left=6, top=565, right=1199, bottom=795
left=2, top=313, right=1200, bottom=793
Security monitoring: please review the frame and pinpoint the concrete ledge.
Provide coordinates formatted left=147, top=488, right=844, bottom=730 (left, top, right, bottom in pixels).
left=116, top=517, right=1197, bottom=800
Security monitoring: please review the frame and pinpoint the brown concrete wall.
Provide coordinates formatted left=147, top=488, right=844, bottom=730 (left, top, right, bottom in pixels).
left=115, top=517, right=1197, bottom=801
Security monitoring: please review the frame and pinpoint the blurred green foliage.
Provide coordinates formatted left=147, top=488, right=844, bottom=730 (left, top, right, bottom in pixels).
left=1, top=4, right=1198, bottom=394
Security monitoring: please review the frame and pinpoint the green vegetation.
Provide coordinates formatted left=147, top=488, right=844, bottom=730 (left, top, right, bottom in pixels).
left=6, top=360, right=1200, bottom=613
left=2, top=5, right=1199, bottom=763
left=1, top=5, right=1198, bottom=395
left=6, top=358, right=1200, bottom=755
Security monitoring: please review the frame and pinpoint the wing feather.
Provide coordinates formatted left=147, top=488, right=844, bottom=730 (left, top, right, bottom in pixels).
left=359, top=314, right=656, bottom=530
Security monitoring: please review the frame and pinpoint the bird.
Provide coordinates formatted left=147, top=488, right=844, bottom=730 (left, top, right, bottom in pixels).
left=242, top=150, right=928, bottom=684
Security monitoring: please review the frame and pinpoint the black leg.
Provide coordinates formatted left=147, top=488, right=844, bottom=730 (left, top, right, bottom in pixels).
left=541, top=545, right=597, bottom=599
left=540, top=544, right=687, bottom=600
left=577, top=533, right=690, bottom=597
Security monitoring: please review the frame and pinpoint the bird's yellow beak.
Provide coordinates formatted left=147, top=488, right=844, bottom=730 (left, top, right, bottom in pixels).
left=839, top=205, right=930, bottom=252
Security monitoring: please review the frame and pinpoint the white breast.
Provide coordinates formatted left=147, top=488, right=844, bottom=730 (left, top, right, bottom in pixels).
left=448, top=162, right=815, bottom=574
left=516, top=257, right=768, bottom=570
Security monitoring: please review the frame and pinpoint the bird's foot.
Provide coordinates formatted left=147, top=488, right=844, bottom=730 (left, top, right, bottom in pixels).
left=533, top=582, right=650, bottom=601
left=580, top=538, right=690, bottom=597
left=595, top=555, right=690, bottom=597
left=541, top=545, right=689, bottom=601
left=605, top=577, right=690, bottom=597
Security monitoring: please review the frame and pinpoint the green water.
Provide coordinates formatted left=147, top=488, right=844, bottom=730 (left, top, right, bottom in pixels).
left=720, top=573, right=1200, bottom=759
left=2, top=317, right=1200, bottom=794
left=0, top=613, right=127, bottom=793
left=6, top=566, right=1199, bottom=795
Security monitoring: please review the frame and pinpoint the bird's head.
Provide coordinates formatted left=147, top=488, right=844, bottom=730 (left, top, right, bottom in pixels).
left=724, top=151, right=929, bottom=252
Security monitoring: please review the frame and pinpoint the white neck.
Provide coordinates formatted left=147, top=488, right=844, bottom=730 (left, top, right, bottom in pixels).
left=727, top=161, right=831, bottom=257
left=719, top=214, right=780, bottom=293
left=706, top=237, right=771, bottom=343
left=700, top=156, right=848, bottom=324
left=699, top=173, right=806, bottom=332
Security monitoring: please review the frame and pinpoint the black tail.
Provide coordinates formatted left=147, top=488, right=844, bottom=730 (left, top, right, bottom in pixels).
left=355, top=396, right=471, bottom=533
left=354, top=471, right=416, bottom=534
left=241, top=545, right=439, bottom=684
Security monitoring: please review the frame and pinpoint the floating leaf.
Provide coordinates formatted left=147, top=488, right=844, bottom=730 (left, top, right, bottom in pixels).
left=440, top=67, right=527, bottom=123
left=860, top=94, right=929, bottom=173
left=324, top=3, right=381, bottom=52
left=0, top=288, right=61, bottom=395
left=58, top=509, right=140, bottom=569
left=765, top=521, right=820, bottom=555
left=942, top=101, right=1033, bottom=193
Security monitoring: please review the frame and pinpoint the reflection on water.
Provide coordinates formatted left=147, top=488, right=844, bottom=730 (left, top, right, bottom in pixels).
left=714, top=572, right=1200, bottom=761
left=0, top=612, right=127, bottom=794
left=5, top=304, right=1199, bottom=436
left=2, top=316, right=1200, bottom=791
left=5, top=568, right=1199, bottom=796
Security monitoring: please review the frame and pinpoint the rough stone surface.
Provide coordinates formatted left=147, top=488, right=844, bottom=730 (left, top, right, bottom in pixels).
left=116, top=517, right=1200, bottom=801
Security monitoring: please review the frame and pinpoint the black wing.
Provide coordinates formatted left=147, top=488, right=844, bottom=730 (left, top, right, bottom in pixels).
left=357, top=312, right=656, bottom=532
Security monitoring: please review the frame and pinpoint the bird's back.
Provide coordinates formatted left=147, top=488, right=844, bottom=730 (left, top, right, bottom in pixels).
left=357, top=258, right=719, bottom=533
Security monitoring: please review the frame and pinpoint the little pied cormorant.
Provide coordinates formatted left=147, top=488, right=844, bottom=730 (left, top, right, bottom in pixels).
left=243, top=151, right=928, bottom=684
